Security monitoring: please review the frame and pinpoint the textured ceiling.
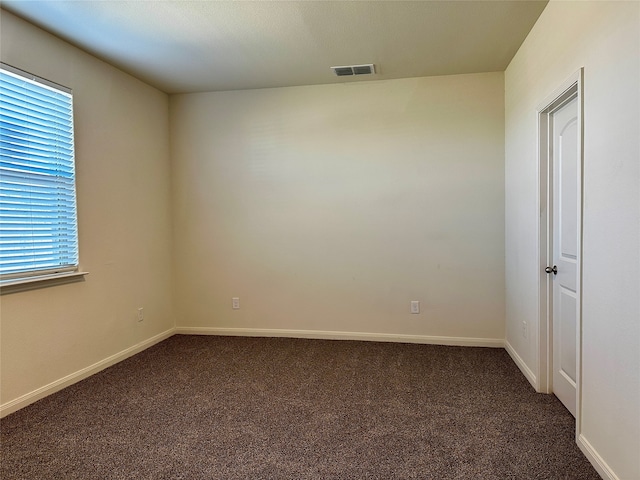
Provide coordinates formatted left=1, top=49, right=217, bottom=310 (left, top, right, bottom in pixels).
left=2, top=1, right=548, bottom=94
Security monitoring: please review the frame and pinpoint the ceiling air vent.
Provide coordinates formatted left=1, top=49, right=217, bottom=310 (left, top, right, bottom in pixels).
left=331, top=64, right=376, bottom=76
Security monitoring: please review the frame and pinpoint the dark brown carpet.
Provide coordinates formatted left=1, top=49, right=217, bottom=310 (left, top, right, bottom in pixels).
left=1, top=335, right=599, bottom=479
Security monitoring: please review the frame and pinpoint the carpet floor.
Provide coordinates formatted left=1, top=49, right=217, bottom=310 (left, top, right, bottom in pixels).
left=1, top=335, right=599, bottom=479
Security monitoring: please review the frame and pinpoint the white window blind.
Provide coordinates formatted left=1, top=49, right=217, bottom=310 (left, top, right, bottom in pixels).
left=0, top=64, right=79, bottom=279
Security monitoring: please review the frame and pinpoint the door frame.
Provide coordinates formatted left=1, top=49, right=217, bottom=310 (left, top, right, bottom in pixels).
left=537, top=68, right=584, bottom=437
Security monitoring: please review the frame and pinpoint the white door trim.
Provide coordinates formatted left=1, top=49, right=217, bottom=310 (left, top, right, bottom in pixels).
left=536, top=68, right=584, bottom=438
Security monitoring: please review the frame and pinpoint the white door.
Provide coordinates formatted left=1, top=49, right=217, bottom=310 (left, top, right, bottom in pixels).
left=550, top=96, right=580, bottom=417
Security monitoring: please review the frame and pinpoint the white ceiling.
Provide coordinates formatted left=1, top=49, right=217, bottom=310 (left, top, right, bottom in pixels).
left=2, top=1, right=548, bottom=94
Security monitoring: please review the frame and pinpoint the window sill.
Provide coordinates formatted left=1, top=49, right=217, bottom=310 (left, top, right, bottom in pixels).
left=0, top=271, right=89, bottom=295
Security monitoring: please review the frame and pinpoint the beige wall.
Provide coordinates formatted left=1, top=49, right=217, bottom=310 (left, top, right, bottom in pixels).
left=170, top=73, right=505, bottom=343
left=505, top=1, right=640, bottom=478
left=0, top=11, right=174, bottom=410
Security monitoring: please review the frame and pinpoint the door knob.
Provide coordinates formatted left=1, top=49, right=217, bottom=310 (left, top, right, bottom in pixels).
left=545, top=265, right=558, bottom=275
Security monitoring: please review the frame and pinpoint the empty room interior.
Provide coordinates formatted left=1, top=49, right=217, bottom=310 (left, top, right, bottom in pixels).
left=0, top=1, right=638, bottom=479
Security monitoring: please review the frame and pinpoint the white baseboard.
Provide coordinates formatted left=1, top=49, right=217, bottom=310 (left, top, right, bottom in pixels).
left=0, top=327, right=175, bottom=418
left=578, top=434, right=619, bottom=480
left=174, top=326, right=504, bottom=348
left=504, top=340, right=538, bottom=390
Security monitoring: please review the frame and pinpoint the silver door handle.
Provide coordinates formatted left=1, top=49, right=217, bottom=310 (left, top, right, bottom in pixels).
left=545, top=265, right=558, bottom=275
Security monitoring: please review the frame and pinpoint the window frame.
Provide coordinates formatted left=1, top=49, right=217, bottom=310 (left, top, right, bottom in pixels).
left=0, top=63, right=87, bottom=294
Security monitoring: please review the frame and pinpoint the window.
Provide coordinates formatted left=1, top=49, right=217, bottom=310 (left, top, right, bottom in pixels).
left=0, top=64, right=80, bottom=287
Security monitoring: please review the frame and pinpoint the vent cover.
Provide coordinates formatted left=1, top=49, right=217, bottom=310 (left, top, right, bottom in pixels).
left=331, top=64, right=376, bottom=76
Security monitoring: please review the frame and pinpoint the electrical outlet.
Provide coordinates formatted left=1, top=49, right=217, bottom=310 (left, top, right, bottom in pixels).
left=522, top=321, right=528, bottom=339
left=232, top=297, right=240, bottom=310
left=137, top=307, right=144, bottom=323
left=410, top=301, right=420, bottom=314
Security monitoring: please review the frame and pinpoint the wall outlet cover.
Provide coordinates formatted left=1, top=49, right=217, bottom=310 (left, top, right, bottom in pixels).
left=410, top=301, right=420, bottom=314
